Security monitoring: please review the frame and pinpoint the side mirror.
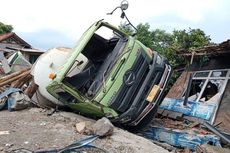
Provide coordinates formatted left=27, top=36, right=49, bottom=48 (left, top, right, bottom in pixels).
left=120, top=0, right=129, bottom=11
left=107, top=0, right=137, bottom=33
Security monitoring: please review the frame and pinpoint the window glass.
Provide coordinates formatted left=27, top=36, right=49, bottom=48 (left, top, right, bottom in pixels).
left=187, top=79, right=206, bottom=101
left=199, top=79, right=224, bottom=102
left=194, top=71, right=210, bottom=77
left=211, top=70, right=227, bottom=77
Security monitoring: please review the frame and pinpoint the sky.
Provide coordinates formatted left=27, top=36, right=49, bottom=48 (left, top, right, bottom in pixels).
left=0, top=0, right=229, bottom=50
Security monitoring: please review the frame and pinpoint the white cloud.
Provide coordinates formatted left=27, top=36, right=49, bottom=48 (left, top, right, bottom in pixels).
left=0, top=0, right=227, bottom=48
left=127, top=0, right=218, bottom=23
left=0, top=0, right=120, bottom=38
left=0, top=0, right=218, bottom=32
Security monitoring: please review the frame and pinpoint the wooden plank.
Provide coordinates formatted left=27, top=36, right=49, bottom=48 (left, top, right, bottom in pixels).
left=0, top=69, right=30, bottom=87
left=166, top=71, right=191, bottom=99
left=0, top=68, right=29, bottom=83
left=12, top=73, right=32, bottom=88
left=24, top=80, right=38, bottom=98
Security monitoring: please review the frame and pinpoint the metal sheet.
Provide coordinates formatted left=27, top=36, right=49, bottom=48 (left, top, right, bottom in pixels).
left=143, top=126, right=221, bottom=150
left=160, top=98, right=216, bottom=121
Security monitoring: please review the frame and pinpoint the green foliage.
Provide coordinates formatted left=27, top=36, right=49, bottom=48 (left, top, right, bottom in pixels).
left=119, top=23, right=211, bottom=68
left=172, top=28, right=210, bottom=50
left=119, top=22, right=134, bottom=35
left=0, top=22, right=13, bottom=34
left=135, top=23, right=154, bottom=48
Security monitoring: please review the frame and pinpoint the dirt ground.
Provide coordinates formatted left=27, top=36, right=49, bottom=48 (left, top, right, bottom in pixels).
left=0, top=107, right=169, bottom=153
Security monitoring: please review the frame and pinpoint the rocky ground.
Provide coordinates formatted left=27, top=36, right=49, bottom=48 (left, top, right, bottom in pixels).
left=0, top=108, right=169, bottom=153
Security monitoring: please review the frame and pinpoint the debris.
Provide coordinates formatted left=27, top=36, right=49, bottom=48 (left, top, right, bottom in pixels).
left=92, top=117, right=114, bottom=137
left=0, top=69, right=31, bottom=87
left=58, top=135, right=99, bottom=152
left=8, top=91, right=31, bottom=111
left=7, top=51, right=32, bottom=72
left=5, top=143, right=13, bottom=147
left=155, top=68, right=230, bottom=151
left=40, top=122, right=47, bottom=126
left=0, top=51, right=11, bottom=73
left=142, top=126, right=221, bottom=150
left=1, top=108, right=170, bottom=153
left=0, top=131, right=9, bottom=135
left=196, top=144, right=230, bottom=153
left=12, top=135, right=103, bottom=153
left=24, top=141, right=29, bottom=144
left=75, top=121, right=93, bottom=135
left=188, top=121, right=200, bottom=128
left=24, top=80, right=38, bottom=98
left=202, top=121, right=230, bottom=144
left=11, top=71, right=32, bottom=88
left=0, top=88, right=21, bottom=110
left=184, top=148, right=192, bottom=153
left=160, top=98, right=216, bottom=121
left=0, top=54, right=36, bottom=112
left=151, top=140, right=177, bottom=151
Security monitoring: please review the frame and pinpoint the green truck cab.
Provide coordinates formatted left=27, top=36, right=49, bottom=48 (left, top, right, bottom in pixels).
left=46, top=20, right=172, bottom=127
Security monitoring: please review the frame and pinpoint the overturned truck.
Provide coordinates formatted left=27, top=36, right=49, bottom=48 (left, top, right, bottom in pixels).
left=32, top=20, right=171, bottom=127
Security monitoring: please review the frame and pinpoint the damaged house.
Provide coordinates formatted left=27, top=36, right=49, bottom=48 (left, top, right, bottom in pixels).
left=160, top=39, right=230, bottom=133
left=0, top=32, right=44, bottom=74
left=0, top=32, right=44, bottom=64
left=142, top=40, right=230, bottom=151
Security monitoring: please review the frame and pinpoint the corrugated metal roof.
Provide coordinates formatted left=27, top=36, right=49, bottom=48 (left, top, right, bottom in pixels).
left=178, top=39, right=230, bottom=56
left=0, top=32, right=31, bottom=48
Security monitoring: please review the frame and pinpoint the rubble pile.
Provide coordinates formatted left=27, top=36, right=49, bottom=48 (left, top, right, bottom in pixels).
left=0, top=67, right=38, bottom=111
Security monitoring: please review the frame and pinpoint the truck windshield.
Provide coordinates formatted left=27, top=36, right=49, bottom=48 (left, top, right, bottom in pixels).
left=60, top=25, right=127, bottom=100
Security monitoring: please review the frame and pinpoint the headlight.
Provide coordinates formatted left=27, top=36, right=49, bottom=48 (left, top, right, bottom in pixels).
left=156, top=54, right=162, bottom=65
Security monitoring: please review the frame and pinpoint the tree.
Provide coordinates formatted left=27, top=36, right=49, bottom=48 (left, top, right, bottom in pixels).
left=135, top=23, right=154, bottom=48
left=119, top=22, right=134, bottom=35
left=119, top=23, right=211, bottom=67
left=172, top=28, right=211, bottom=50
left=119, top=23, right=154, bottom=48
left=0, top=22, right=13, bottom=34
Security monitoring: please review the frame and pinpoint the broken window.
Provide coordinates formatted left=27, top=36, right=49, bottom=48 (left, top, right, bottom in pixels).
left=211, top=70, right=227, bottom=77
left=187, top=79, right=206, bottom=101
left=199, top=79, right=224, bottom=102
left=186, top=69, right=230, bottom=103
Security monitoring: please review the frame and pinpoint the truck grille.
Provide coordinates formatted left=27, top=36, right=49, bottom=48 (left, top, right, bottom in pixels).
left=109, top=51, right=150, bottom=113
